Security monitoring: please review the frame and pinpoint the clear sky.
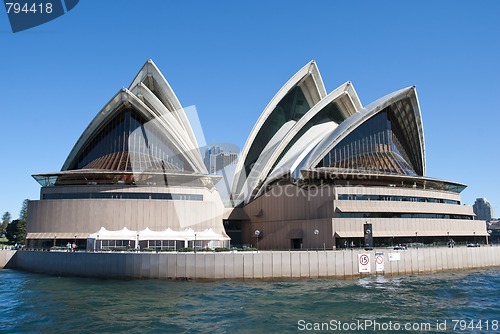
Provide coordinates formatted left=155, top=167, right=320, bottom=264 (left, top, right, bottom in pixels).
left=1, top=1, right=499, bottom=218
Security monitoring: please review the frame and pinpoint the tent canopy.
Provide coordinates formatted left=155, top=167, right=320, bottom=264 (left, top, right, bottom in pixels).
left=89, top=227, right=230, bottom=241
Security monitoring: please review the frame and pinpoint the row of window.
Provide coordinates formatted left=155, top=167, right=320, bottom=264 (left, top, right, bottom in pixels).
left=336, top=212, right=472, bottom=220
left=338, top=194, right=460, bottom=205
left=42, top=192, right=203, bottom=201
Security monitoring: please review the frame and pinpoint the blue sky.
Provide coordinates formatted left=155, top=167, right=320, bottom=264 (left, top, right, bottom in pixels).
left=1, top=0, right=499, bottom=218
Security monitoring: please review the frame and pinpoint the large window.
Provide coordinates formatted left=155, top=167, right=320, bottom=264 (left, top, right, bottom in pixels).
left=68, top=108, right=188, bottom=172
left=338, top=194, right=460, bottom=205
left=319, top=106, right=419, bottom=176
left=336, top=212, right=472, bottom=220
left=239, top=86, right=310, bottom=188
left=43, top=192, right=203, bottom=201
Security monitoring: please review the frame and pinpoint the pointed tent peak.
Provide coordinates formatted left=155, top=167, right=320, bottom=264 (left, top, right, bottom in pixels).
left=89, top=226, right=109, bottom=239
left=96, top=227, right=109, bottom=234
left=183, top=228, right=196, bottom=237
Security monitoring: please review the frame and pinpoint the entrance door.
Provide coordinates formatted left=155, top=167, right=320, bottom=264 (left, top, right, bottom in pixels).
left=291, top=238, right=302, bottom=249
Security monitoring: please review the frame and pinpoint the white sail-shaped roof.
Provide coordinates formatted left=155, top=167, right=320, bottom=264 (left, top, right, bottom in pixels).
left=248, top=82, right=362, bottom=201
left=293, top=86, right=425, bottom=178
left=62, top=61, right=208, bottom=174
left=231, top=61, right=327, bottom=203
left=130, top=82, right=207, bottom=173
left=128, top=60, right=200, bottom=150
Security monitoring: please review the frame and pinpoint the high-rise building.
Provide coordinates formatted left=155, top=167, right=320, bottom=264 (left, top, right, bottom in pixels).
left=473, top=198, right=494, bottom=221
left=216, top=152, right=238, bottom=172
left=204, top=146, right=237, bottom=175
left=204, top=146, right=222, bottom=174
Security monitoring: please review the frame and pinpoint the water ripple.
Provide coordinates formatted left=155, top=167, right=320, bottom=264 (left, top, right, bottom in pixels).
left=1, top=268, right=499, bottom=333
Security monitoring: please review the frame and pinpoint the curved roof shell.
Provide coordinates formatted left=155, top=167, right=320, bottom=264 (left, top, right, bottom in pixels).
left=233, top=62, right=426, bottom=204
left=244, top=82, right=363, bottom=203
left=62, top=60, right=207, bottom=175
left=231, top=61, right=327, bottom=201
left=294, top=86, right=425, bottom=178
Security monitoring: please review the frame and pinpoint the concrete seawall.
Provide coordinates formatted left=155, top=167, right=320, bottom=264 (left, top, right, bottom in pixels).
left=0, top=250, right=16, bottom=269
left=4, top=246, right=500, bottom=279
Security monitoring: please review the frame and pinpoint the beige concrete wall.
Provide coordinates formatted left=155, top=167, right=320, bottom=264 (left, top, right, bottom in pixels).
left=240, top=184, right=484, bottom=249
left=8, top=246, right=500, bottom=279
left=244, top=184, right=469, bottom=224
left=241, top=218, right=334, bottom=250
left=27, top=185, right=226, bottom=238
left=333, top=218, right=487, bottom=237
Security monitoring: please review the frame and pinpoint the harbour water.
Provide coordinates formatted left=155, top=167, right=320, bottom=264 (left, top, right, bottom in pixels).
left=1, top=268, right=499, bottom=333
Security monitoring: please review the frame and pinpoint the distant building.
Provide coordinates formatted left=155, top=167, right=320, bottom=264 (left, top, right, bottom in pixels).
left=204, top=146, right=238, bottom=175
left=473, top=198, right=494, bottom=221
left=487, top=219, right=500, bottom=244
left=216, top=152, right=238, bottom=172
left=204, top=146, right=222, bottom=174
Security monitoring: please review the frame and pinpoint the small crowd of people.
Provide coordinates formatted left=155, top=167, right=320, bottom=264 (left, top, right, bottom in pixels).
left=343, top=240, right=355, bottom=248
left=66, top=241, right=78, bottom=252
left=447, top=239, right=456, bottom=248
left=1, top=243, right=23, bottom=250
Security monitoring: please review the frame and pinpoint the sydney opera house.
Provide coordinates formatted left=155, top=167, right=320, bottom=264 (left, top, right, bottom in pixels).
left=26, top=60, right=487, bottom=250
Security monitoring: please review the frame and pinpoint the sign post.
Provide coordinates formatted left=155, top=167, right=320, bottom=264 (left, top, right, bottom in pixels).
left=358, top=253, right=371, bottom=273
left=375, top=252, right=384, bottom=273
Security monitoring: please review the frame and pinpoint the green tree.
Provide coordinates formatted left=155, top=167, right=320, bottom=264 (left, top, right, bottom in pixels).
left=5, top=199, right=30, bottom=245
left=1, top=211, right=11, bottom=236
left=19, top=199, right=29, bottom=222
left=6, top=219, right=26, bottom=244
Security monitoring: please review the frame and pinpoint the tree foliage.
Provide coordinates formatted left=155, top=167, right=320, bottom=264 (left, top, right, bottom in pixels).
left=19, top=199, right=29, bottom=222
left=4, top=199, right=30, bottom=244
left=6, top=219, right=26, bottom=244
left=1, top=211, right=11, bottom=236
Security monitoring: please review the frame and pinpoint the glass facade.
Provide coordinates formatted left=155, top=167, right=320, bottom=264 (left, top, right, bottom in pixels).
left=319, top=106, right=419, bottom=176
left=67, top=107, right=189, bottom=172
left=336, top=212, right=472, bottom=220
left=338, top=194, right=460, bottom=205
left=42, top=192, right=203, bottom=201
left=240, top=86, right=310, bottom=188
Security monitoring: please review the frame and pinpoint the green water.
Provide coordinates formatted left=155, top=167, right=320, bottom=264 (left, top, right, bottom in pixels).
left=1, top=268, right=499, bottom=333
